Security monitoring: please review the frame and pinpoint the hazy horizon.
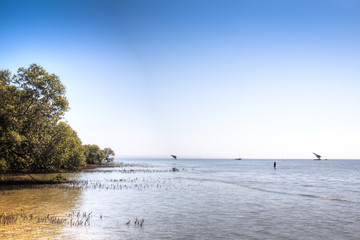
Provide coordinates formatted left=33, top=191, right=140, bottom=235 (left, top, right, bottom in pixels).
left=1, top=0, right=360, bottom=159
left=115, top=155, right=360, bottom=160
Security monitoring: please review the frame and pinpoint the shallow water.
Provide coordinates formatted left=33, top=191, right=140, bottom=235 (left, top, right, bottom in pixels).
left=1, top=159, right=360, bottom=239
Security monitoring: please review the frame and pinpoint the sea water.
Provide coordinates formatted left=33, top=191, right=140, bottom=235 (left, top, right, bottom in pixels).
left=1, top=159, right=360, bottom=239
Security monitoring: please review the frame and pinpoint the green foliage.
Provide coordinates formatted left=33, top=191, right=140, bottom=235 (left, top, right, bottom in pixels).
left=0, top=64, right=86, bottom=173
left=83, top=145, right=115, bottom=165
left=0, top=158, right=7, bottom=175
left=0, top=64, right=115, bottom=174
left=103, top=147, right=115, bottom=163
left=0, top=64, right=70, bottom=173
left=37, top=122, right=86, bottom=172
left=83, top=144, right=105, bottom=164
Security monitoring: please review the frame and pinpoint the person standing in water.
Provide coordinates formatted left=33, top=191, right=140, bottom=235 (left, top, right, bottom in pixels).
left=273, top=161, right=276, bottom=168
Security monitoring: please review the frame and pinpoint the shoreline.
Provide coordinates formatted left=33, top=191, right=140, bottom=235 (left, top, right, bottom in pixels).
left=0, top=162, right=126, bottom=185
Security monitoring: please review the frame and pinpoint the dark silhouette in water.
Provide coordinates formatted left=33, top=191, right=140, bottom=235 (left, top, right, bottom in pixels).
left=313, top=152, right=321, bottom=160
left=274, top=161, right=276, bottom=168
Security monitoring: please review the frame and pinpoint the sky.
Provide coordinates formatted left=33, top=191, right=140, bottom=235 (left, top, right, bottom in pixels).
left=1, top=0, right=360, bottom=159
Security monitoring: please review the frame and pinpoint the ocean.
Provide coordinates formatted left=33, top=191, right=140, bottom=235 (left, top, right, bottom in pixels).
left=1, top=158, right=360, bottom=239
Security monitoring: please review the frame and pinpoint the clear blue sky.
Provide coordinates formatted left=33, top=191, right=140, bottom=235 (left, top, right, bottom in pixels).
left=1, top=0, right=360, bottom=158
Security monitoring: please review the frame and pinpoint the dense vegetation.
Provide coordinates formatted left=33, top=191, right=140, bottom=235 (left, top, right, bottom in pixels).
left=0, top=64, right=115, bottom=175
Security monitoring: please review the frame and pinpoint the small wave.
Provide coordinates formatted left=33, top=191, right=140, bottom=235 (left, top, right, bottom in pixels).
left=299, top=193, right=318, bottom=198
left=322, top=196, right=347, bottom=201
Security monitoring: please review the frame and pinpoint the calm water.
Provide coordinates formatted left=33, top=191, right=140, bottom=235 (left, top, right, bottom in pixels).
left=1, top=159, right=360, bottom=239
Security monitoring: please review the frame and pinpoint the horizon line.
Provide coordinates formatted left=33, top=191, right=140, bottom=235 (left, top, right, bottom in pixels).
left=115, top=156, right=360, bottom=160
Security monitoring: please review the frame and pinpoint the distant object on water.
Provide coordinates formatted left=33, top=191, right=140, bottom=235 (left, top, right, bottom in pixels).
left=171, top=155, right=177, bottom=160
left=273, top=161, right=276, bottom=168
left=235, top=157, right=242, bottom=160
left=313, top=152, right=321, bottom=160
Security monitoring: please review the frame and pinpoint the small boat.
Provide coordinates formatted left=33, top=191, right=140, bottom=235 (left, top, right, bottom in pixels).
left=235, top=157, right=242, bottom=160
left=313, top=152, right=321, bottom=160
left=171, top=155, right=177, bottom=160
